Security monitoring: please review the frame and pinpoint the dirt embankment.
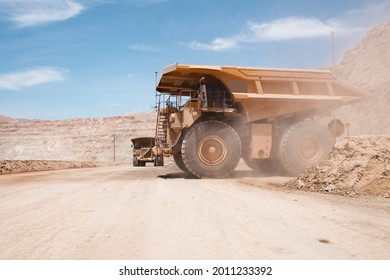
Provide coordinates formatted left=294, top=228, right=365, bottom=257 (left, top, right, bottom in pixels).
left=283, top=135, right=390, bottom=198
left=0, top=160, right=107, bottom=175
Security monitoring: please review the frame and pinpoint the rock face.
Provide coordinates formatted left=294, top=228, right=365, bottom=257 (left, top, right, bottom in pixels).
left=328, top=22, right=390, bottom=135
left=0, top=113, right=156, bottom=162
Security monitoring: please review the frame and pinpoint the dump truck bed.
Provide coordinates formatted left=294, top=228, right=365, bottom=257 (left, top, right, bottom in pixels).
left=157, top=64, right=366, bottom=122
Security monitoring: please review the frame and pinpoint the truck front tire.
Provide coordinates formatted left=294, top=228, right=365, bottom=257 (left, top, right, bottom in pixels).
left=173, top=153, right=188, bottom=172
left=181, top=120, right=241, bottom=178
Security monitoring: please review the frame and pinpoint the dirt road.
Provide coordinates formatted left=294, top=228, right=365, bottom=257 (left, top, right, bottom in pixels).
left=0, top=163, right=389, bottom=260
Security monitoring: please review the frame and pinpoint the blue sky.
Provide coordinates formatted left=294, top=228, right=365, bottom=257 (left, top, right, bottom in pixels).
left=0, top=0, right=389, bottom=120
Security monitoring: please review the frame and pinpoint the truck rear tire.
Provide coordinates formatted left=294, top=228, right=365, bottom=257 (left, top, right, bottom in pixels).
left=181, top=120, right=241, bottom=178
left=133, top=156, right=146, bottom=167
left=277, top=120, right=333, bottom=175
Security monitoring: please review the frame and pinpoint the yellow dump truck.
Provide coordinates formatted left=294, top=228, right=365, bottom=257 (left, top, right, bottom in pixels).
left=155, top=64, right=365, bottom=178
left=131, top=137, right=164, bottom=167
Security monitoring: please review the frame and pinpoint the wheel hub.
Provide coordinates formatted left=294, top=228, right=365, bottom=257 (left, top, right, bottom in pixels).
left=198, top=136, right=227, bottom=166
left=298, top=135, right=324, bottom=164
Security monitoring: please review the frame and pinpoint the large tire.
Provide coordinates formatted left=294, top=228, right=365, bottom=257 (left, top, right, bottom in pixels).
left=133, top=156, right=146, bottom=167
left=154, top=155, right=164, bottom=166
left=181, top=120, right=241, bottom=178
left=277, top=120, right=333, bottom=176
left=132, top=156, right=138, bottom=167
left=173, top=153, right=188, bottom=172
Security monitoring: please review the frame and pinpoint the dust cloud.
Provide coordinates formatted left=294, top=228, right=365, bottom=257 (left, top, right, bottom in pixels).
left=283, top=135, right=390, bottom=198
left=285, top=22, right=390, bottom=198
left=326, top=22, right=390, bottom=136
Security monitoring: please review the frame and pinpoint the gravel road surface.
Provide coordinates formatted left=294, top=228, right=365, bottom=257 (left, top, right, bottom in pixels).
left=0, top=163, right=389, bottom=259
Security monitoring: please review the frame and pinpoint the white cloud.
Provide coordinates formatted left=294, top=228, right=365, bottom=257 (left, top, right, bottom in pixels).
left=129, top=44, right=160, bottom=52
left=245, top=17, right=344, bottom=41
left=0, top=0, right=84, bottom=27
left=189, top=1, right=390, bottom=51
left=189, top=37, right=239, bottom=51
left=189, top=17, right=353, bottom=51
left=0, top=67, right=68, bottom=90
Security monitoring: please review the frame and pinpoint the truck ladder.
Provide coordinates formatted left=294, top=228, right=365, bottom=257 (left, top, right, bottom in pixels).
left=155, top=94, right=169, bottom=147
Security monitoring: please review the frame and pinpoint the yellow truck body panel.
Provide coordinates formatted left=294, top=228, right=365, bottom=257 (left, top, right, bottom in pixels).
left=157, top=64, right=365, bottom=122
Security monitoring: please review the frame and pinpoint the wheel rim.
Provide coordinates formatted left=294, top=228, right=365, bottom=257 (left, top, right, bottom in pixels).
left=197, top=135, right=227, bottom=166
left=297, top=135, right=324, bottom=164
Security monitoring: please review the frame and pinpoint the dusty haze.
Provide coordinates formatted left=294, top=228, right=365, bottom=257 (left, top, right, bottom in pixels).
left=327, top=22, right=390, bottom=135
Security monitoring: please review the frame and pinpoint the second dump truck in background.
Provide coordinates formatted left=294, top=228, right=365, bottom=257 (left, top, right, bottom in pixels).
left=131, top=137, right=164, bottom=167
left=155, top=64, right=365, bottom=178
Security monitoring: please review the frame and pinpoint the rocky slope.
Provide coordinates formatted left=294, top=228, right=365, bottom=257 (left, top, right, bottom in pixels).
left=328, top=22, right=390, bottom=135
left=0, top=113, right=156, bottom=162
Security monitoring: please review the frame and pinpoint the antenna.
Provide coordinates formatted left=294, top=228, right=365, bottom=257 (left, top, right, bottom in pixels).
left=331, top=32, right=335, bottom=65
left=154, top=71, right=158, bottom=110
